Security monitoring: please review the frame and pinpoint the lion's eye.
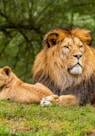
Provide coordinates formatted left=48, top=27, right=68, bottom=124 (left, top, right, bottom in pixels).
left=63, top=45, right=69, bottom=49
left=79, top=45, right=83, bottom=48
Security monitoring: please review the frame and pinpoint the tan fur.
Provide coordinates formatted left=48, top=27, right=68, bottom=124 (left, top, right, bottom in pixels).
left=33, top=27, right=95, bottom=106
left=59, top=95, right=79, bottom=106
left=40, top=94, right=79, bottom=106
left=83, top=129, right=95, bottom=136
left=0, top=66, right=53, bottom=104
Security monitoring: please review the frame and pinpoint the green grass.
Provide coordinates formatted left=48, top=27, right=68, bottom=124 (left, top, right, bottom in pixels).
left=0, top=101, right=95, bottom=136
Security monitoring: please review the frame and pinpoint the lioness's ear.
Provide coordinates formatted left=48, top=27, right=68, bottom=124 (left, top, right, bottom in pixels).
left=72, top=27, right=92, bottom=45
left=3, top=66, right=11, bottom=76
left=43, top=32, right=59, bottom=48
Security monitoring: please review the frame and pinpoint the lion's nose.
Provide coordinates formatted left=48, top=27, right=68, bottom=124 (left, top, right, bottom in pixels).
left=73, top=54, right=82, bottom=59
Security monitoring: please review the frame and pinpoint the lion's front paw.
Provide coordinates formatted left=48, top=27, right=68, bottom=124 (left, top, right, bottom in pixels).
left=40, top=96, right=53, bottom=107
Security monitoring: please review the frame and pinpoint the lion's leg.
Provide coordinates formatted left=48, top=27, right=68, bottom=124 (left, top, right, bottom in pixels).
left=0, top=89, right=9, bottom=100
left=58, top=95, right=79, bottom=106
left=40, top=94, right=79, bottom=107
left=40, top=95, right=59, bottom=107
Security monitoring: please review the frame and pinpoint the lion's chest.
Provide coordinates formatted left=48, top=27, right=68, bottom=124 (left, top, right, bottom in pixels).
left=60, top=74, right=95, bottom=105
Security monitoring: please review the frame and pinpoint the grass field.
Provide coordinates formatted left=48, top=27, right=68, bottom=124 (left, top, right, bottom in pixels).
left=0, top=100, right=95, bottom=136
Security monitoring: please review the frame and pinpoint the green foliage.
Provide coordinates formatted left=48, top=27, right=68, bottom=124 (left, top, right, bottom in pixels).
left=0, top=0, right=95, bottom=82
left=0, top=101, right=95, bottom=136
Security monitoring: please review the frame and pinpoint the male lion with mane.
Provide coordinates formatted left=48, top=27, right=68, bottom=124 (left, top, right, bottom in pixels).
left=0, top=66, right=53, bottom=103
left=33, top=27, right=95, bottom=106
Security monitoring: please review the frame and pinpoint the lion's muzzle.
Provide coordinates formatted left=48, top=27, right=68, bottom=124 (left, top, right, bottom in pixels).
left=68, top=63, right=83, bottom=75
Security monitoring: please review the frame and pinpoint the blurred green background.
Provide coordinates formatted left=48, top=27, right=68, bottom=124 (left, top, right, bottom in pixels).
left=0, top=0, right=95, bottom=83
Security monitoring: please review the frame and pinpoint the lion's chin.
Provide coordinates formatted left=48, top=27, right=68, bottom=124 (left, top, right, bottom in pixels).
left=68, top=64, right=83, bottom=75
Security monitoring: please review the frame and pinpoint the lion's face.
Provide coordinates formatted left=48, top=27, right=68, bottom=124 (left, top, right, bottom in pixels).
left=0, top=66, right=11, bottom=87
left=59, top=36, right=85, bottom=75
left=43, top=27, right=92, bottom=76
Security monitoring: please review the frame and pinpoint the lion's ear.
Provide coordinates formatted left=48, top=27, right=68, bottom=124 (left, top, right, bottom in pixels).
left=72, top=28, right=92, bottom=45
left=43, top=32, right=59, bottom=48
left=3, top=66, right=11, bottom=76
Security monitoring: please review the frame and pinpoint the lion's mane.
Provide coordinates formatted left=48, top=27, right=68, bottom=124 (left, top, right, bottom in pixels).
left=33, top=27, right=95, bottom=105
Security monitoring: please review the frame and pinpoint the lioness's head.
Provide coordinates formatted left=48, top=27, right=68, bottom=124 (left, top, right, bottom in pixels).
left=0, top=66, right=11, bottom=87
left=43, top=27, right=92, bottom=75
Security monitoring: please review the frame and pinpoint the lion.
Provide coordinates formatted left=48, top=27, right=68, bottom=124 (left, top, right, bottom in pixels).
left=33, top=27, right=95, bottom=106
left=0, top=66, right=53, bottom=104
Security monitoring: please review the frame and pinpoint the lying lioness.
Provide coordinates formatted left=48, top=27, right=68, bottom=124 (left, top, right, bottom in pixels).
left=0, top=66, right=53, bottom=104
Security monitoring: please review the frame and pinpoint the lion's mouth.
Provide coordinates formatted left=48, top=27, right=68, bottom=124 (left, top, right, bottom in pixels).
left=68, top=63, right=83, bottom=75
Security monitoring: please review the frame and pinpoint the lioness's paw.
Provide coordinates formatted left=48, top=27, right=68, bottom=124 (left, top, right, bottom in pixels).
left=40, top=96, right=53, bottom=107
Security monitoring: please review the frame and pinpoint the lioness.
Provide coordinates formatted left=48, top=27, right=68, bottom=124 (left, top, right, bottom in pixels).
left=0, top=66, right=53, bottom=104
